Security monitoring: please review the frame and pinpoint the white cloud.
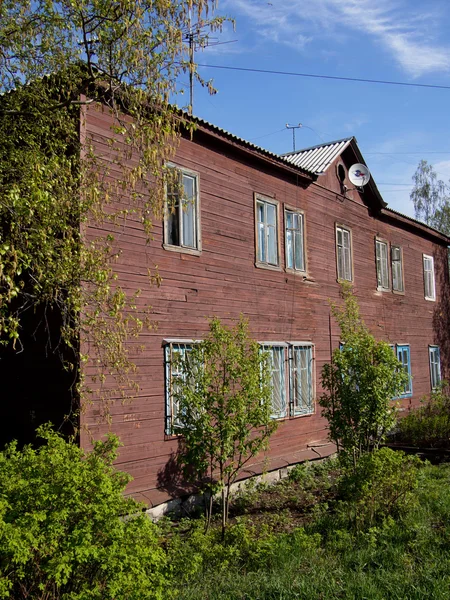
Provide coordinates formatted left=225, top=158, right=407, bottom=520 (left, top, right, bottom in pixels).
left=223, top=0, right=450, bottom=77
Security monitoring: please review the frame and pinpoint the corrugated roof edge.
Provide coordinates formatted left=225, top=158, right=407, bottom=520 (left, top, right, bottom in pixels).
left=382, top=207, right=450, bottom=244
left=281, top=136, right=354, bottom=157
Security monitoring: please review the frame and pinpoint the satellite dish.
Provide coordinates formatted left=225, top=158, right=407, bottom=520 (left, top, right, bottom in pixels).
left=348, top=163, right=371, bottom=187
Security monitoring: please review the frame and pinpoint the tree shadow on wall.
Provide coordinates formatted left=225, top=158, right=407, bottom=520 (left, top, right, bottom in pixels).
left=156, top=438, right=198, bottom=501
left=433, top=249, right=450, bottom=381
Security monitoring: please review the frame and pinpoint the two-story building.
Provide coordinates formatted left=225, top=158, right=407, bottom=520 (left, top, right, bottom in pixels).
left=2, top=101, right=449, bottom=510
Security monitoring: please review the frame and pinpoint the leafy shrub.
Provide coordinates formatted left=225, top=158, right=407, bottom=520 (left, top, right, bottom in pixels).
left=336, top=447, right=422, bottom=530
left=396, top=385, right=450, bottom=447
left=320, top=284, right=407, bottom=469
left=0, top=425, right=169, bottom=600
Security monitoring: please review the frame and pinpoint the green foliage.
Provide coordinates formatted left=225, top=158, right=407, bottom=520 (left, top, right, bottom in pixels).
left=411, top=160, right=450, bottom=235
left=320, top=283, right=407, bottom=467
left=0, top=425, right=169, bottom=600
left=169, top=460, right=450, bottom=600
left=396, top=384, right=450, bottom=447
left=336, top=447, right=422, bottom=530
left=175, top=316, right=278, bottom=533
left=0, top=0, right=226, bottom=406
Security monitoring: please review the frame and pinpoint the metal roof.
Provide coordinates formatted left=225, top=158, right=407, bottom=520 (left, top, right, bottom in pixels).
left=282, top=137, right=354, bottom=175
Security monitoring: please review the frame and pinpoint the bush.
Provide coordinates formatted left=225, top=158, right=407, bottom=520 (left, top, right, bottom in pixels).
left=336, top=447, right=422, bottom=531
left=0, top=425, right=169, bottom=600
left=396, top=385, right=450, bottom=447
left=320, top=284, right=407, bottom=469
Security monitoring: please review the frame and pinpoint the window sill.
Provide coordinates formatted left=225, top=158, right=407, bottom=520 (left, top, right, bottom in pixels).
left=255, top=261, right=282, bottom=272
left=425, top=296, right=436, bottom=302
left=392, top=289, right=405, bottom=296
left=377, top=286, right=391, bottom=293
left=163, top=243, right=201, bottom=257
left=336, top=277, right=353, bottom=284
left=285, top=268, right=315, bottom=283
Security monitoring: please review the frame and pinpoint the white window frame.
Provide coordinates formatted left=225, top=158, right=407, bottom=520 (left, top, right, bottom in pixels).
left=395, top=344, right=412, bottom=398
left=335, top=224, right=353, bottom=282
left=260, top=341, right=315, bottom=418
left=164, top=165, right=201, bottom=255
left=391, top=245, right=404, bottom=293
left=255, top=194, right=280, bottom=269
left=284, top=207, right=306, bottom=274
left=164, top=340, right=196, bottom=434
left=261, top=344, right=288, bottom=419
left=423, top=254, right=436, bottom=301
left=429, top=346, right=441, bottom=390
left=289, top=343, right=315, bottom=416
left=375, top=238, right=390, bottom=291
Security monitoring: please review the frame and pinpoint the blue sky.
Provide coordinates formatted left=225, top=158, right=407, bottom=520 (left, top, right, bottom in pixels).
left=180, top=0, right=450, bottom=218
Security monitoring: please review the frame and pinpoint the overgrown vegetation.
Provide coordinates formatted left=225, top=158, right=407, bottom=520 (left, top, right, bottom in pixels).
left=320, top=283, right=408, bottom=468
left=174, top=317, right=278, bottom=535
left=0, top=0, right=226, bottom=406
left=0, top=426, right=169, bottom=600
left=3, top=425, right=450, bottom=600
left=396, top=384, right=450, bottom=448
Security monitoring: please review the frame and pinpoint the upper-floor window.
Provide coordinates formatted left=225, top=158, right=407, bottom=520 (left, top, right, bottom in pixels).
left=429, top=346, right=441, bottom=390
left=391, top=245, right=404, bottom=293
left=255, top=195, right=279, bottom=267
left=396, top=344, right=412, bottom=397
left=164, top=166, right=200, bottom=252
left=375, top=239, right=390, bottom=291
left=336, top=224, right=352, bottom=281
left=285, top=209, right=306, bottom=273
left=423, top=254, right=436, bottom=301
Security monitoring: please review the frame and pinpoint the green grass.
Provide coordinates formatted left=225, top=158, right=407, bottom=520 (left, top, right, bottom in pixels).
left=165, top=461, right=450, bottom=600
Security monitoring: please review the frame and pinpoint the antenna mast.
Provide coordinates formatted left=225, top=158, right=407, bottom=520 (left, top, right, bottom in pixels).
left=286, top=123, right=302, bottom=152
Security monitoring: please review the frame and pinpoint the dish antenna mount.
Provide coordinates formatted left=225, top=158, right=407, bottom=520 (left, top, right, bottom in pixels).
left=348, top=163, right=371, bottom=188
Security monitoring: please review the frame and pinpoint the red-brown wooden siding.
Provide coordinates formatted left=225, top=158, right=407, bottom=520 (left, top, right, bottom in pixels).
left=81, top=103, right=450, bottom=507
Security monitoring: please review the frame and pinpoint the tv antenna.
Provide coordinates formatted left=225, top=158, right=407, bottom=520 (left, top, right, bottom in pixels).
left=286, top=123, right=302, bottom=152
left=184, top=13, right=237, bottom=115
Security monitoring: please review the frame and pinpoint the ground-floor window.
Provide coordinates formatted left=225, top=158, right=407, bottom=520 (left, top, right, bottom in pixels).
left=262, top=343, right=315, bottom=418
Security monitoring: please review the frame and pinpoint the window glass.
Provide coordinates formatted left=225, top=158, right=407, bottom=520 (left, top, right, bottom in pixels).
left=165, top=342, right=192, bottom=433
left=285, top=210, right=305, bottom=272
left=290, top=345, right=313, bottom=415
left=376, top=240, right=389, bottom=290
left=336, top=225, right=352, bottom=281
left=423, top=255, right=436, bottom=300
left=396, top=345, right=412, bottom=396
left=263, top=346, right=286, bottom=418
left=256, top=197, right=279, bottom=266
left=391, top=246, right=404, bottom=292
left=165, top=168, right=199, bottom=250
left=429, top=346, right=441, bottom=389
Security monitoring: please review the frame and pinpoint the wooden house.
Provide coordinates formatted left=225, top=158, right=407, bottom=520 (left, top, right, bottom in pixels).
left=2, top=102, right=450, bottom=510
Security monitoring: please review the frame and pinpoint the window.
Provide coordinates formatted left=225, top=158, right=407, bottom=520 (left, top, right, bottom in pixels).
left=165, top=342, right=192, bottom=433
left=255, top=195, right=279, bottom=267
left=375, top=239, right=390, bottom=291
left=429, top=346, right=441, bottom=390
left=164, top=166, right=200, bottom=252
left=391, top=246, right=404, bottom=293
left=396, top=345, right=412, bottom=397
left=261, top=342, right=314, bottom=418
left=336, top=225, right=352, bottom=281
left=423, top=254, right=436, bottom=301
left=285, top=209, right=306, bottom=272
left=290, top=345, right=314, bottom=415
left=263, top=345, right=287, bottom=419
